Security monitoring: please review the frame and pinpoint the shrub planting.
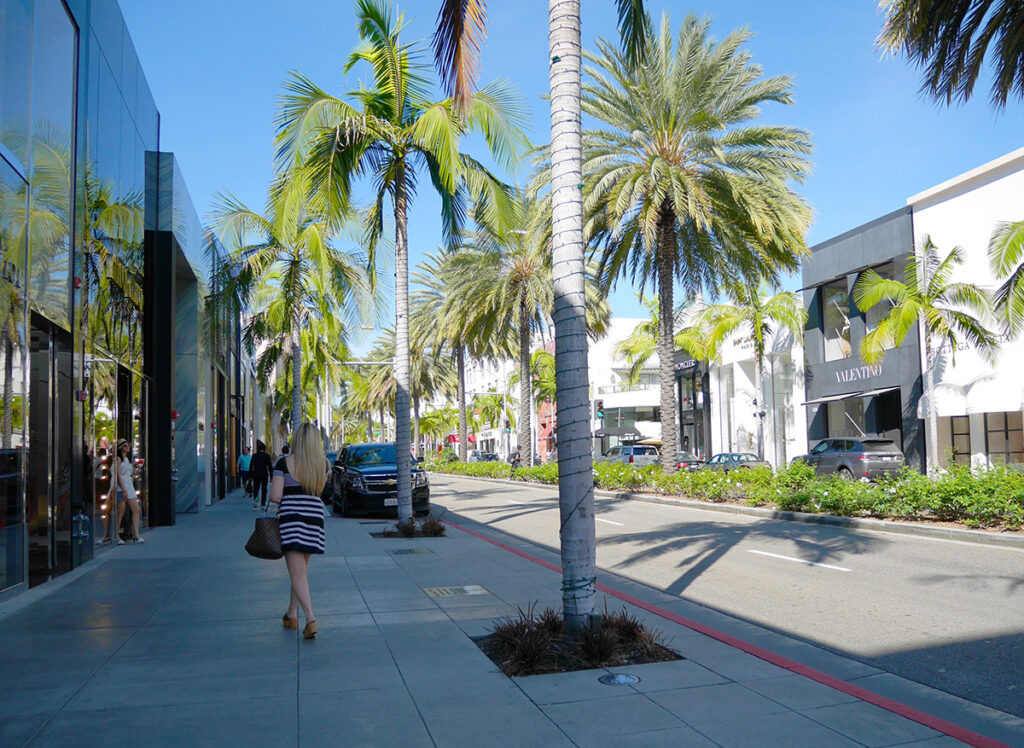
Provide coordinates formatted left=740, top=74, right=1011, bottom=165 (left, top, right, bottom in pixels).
left=428, top=456, right=1024, bottom=530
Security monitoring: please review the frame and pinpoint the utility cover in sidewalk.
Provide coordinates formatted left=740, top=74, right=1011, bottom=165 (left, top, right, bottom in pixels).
left=424, top=585, right=489, bottom=598
left=599, top=673, right=640, bottom=686
left=390, top=548, right=432, bottom=555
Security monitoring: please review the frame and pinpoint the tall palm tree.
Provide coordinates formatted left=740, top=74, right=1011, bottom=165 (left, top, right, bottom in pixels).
left=276, top=0, right=526, bottom=525
left=854, top=237, right=998, bottom=475
left=210, top=171, right=372, bottom=432
left=691, top=285, right=807, bottom=459
left=433, top=0, right=649, bottom=632
left=878, top=0, right=1024, bottom=108
left=989, top=219, right=1024, bottom=334
left=586, top=14, right=813, bottom=473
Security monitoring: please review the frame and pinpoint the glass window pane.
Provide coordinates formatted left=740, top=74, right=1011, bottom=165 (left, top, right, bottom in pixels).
left=987, top=412, right=1006, bottom=432
left=1008, top=411, right=1022, bottom=430
left=0, top=0, right=33, bottom=175
left=28, top=0, right=76, bottom=326
left=0, top=275, right=26, bottom=590
left=989, top=431, right=1006, bottom=453
left=821, top=280, right=851, bottom=362
left=1009, top=429, right=1023, bottom=454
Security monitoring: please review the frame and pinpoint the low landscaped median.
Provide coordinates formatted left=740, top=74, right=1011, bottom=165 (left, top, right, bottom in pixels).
left=426, top=459, right=1024, bottom=532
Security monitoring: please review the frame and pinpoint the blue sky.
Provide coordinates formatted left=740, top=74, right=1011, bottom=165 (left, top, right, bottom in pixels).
left=121, top=0, right=1023, bottom=350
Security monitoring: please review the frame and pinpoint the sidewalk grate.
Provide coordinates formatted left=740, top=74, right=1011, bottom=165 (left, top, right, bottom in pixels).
left=389, top=548, right=433, bottom=555
left=424, top=584, right=489, bottom=598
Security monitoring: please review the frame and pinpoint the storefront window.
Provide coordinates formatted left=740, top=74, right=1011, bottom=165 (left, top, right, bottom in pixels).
left=827, top=397, right=865, bottom=438
left=985, top=412, right=1024, bottom=466
left=0, top=0, right=32, bottom=174
left=0, top=275, right=26, bottom=591
left=28, top=0, right=76, bottom=328
left=938, top=415, right=970, bottom=467
left=821, top=279, right=852, bottom=362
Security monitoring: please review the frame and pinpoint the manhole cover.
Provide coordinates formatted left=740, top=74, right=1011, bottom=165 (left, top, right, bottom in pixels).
left=424, top=585, right=489, bottom=598
left=599, top=673, right=640, bottom=686
left=389, top=548, right=433, bottom=555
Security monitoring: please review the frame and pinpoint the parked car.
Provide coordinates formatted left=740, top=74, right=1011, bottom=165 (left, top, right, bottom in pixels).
left=703, top=453, right=771, bottom=471
left=675, top=452, right=704, bottom=471
left=792, top=438, right=904, bottom=480
left=330, top=443, right=430, bottom=517
left=596, top=444, right=660, bottom=466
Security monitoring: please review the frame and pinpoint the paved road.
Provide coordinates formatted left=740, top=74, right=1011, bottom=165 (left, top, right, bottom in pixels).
left=430, top=474, right=1024, bottom=719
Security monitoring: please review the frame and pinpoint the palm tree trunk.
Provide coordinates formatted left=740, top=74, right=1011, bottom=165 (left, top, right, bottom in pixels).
left=925, top=343, right=938, bottom=476
left=456, top=344, right=468, bottom=461
left=413, top=394, right=422, bottom=460
left=290, top=309, right=302, bottom=432
left=3, top=337, right=13, bottom=449
left=367, top=410, right=373, bottom=442
left=393, top=159, right=413, bottom=524
left=518, top=290, right=533, bottom=466
left=549, top=0, right=596, bottom=632
left=656, top=212, right=678, bottom=473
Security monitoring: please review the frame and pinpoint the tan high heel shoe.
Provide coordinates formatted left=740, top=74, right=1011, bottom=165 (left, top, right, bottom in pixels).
left=303, top=620, right=317, bottom=640
left=282, top=613, right=298, bottom=629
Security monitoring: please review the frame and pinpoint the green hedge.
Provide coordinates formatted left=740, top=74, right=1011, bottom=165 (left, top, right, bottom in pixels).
left=426, top=458, right=1024, bottom=530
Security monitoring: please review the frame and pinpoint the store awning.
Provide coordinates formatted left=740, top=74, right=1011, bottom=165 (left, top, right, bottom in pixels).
left=916, top=383, right=967, bottom=419
left=802, top=392, right=863, bottom=406
left=594, top=425, right=642, bottom=439
left=858, top=386, right=901, bottom=398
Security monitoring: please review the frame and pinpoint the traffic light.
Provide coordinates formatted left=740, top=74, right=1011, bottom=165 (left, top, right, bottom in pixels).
left=504, top=419, right=511, bottom=433
left=596, top=400, right=604, bottom=420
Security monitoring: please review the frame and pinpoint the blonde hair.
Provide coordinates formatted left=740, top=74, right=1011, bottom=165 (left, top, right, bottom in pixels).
left=290, top=423, right=329, bottom=495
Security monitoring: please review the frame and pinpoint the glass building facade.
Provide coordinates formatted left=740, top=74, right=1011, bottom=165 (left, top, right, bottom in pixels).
left=0, top=0, right=258, bottom=597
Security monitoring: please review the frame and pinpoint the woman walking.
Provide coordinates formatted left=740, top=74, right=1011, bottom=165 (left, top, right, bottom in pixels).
left=115, top=440, right=143, bottom=544
left=269, top=423, right=328, bottom=639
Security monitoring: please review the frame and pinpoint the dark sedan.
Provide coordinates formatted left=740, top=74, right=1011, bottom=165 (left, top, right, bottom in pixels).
left=792, top=438, right=904, bottom=480
left=703, top=453, right=772, bottom=471
left=330, top=443, right=430, bottom=517
left=675, top=452, right=704, bottom=471
left=320, top=451, right=338, bottom=504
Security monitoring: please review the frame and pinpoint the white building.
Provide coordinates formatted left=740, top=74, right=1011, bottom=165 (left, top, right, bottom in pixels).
left=907, top=147, right=1024, bottom=469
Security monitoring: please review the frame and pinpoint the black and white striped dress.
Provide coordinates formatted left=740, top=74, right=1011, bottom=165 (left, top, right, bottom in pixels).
left=274, top=457, right=325, bottom=555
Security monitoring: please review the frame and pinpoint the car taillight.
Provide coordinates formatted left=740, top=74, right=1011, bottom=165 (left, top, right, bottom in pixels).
left=858, top=455, right=869, bottom=460
left=629, top=454, right=634, bottom=464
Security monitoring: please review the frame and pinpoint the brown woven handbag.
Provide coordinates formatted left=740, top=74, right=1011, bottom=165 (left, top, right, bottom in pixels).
left=245, top=511, right=283, bottom=560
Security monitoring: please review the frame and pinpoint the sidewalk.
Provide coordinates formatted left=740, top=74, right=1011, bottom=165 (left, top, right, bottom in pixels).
left=1, top=490, right=1021, bottom=747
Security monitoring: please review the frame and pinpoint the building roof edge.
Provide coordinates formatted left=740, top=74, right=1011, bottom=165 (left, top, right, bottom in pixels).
left=907, top=146, right=1024, bottom=208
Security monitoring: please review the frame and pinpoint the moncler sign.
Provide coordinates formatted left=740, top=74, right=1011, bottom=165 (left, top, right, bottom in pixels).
left=835, top=364, right=882, bottom=383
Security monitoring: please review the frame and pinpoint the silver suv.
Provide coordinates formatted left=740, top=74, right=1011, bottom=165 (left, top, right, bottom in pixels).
left=597, top=444, right=660, bottom=466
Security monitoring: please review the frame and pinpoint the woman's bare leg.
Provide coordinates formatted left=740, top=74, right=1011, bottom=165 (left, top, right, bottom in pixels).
left=285, top=551, right=314, bottom=622
left=287, top=582, right=298, bottom=619
left=116, top=501, right=126, bottom=540
left=129, top=499, right=141, bottom=539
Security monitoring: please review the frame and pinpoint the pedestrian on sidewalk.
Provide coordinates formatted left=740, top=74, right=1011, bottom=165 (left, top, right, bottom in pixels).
left=237, top=446, right=252, bottom=497
left=115, top=440, right=143, bottom=544
left=269, top=423, right=328, bottom=640
left=248, top=441, right=273, bottom=510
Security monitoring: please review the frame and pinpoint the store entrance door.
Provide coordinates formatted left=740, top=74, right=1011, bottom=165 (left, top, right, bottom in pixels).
left=27, top=314, right=73, bottom=587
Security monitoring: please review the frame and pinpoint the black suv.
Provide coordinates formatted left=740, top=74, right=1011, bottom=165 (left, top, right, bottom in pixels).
left=792, top=438, right=904, bottom=480
left=330, top=443, right=430, bottom=517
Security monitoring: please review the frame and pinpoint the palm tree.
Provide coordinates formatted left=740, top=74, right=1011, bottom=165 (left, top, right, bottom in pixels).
left=586, top=14, right=813, bottom=473
left=878, top=0, right=1024, bottom=109
left=989, top=219, right=1024, bottom=334
left=691, top=285, right=807, bottom=460
left=210, top=171, right=372, bottom=433
left=276, top=0, right=526, bottom=525
left=854, top=237, right=998, bottom=475
left=433, top=0, right=649, bottom=632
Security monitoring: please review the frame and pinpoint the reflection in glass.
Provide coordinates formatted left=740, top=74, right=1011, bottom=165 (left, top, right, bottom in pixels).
left=89, top=354, right=117, bottom=544
left=0, top=276, right=25, bottom=591
left=822, top=280, right=851, bottom=362
left=0, top=0, right=32, bottom=174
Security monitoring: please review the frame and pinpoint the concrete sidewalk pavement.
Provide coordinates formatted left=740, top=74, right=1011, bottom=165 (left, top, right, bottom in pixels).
left=1, top=489, right=1022, bottom=747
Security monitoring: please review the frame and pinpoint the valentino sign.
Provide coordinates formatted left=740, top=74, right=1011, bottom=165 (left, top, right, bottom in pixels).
left=835, top=363, right=883, bottom=383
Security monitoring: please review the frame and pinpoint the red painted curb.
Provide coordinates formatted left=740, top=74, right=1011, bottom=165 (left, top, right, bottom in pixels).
left=446, top=519, right=1010, bottom=748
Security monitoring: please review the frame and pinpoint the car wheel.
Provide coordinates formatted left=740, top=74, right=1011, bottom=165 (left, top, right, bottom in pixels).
left=837, top=467, right=853, bottom=481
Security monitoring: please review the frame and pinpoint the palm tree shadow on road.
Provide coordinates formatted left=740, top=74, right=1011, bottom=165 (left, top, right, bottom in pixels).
left=598, top=518, right=888, bottom=597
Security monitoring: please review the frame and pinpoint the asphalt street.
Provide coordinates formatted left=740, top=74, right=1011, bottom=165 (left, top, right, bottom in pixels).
left=430, top=473, right=1024, bottom=719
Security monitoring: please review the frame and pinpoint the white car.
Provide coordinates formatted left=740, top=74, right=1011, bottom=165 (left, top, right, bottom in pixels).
left=596, top=444, right=660, bottom=466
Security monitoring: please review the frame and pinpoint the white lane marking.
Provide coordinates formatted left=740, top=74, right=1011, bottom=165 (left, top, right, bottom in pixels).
left=506, top=500, right=527, bottom=505
left=595, top=517, right=624, bottom=526
left=747, top=549, right=852, bottom=572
